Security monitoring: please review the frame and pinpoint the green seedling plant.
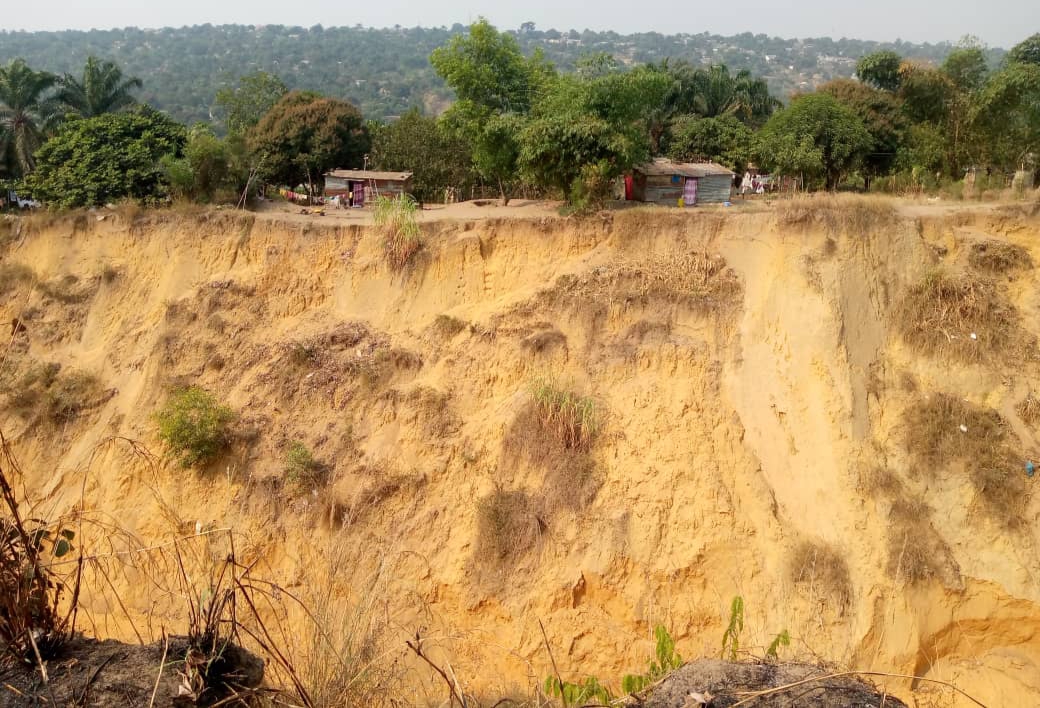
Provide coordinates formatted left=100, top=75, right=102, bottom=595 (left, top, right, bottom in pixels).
left=543, top=675, right=614, bottom=706
left=721, top=595, right=744, bottom=661
left=622, top=625, right=683, bottom=693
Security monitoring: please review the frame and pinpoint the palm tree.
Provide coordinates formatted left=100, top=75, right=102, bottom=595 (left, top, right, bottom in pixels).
left=57, top=56, right=142, bottom=117
left=0, top=59, right=58, bottom=177
left=690, top=65, right=780, bottom=125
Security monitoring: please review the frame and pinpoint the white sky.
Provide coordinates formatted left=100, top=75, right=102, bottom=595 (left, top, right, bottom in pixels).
left=2, top=0, right=1036, bottom=48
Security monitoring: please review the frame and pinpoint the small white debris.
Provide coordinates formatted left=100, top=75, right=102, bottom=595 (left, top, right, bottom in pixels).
left=970, top=332, right=978, bottom=340
left=959, top=424, right=969, bottom=433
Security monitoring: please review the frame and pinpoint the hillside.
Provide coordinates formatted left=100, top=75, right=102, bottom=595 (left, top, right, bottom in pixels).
left=1, top=198, right=1039, bottom=706
left=0, top=24, right=1005, bottom=125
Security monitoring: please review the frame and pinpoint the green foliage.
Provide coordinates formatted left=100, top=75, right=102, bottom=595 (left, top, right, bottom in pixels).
left=154, top=386, right=235, bottom=469
left=621, top=625, right=683, bottom=694
left=543, top=675, right=614, bottom=705
left=973, top=62, right=1040, bottom=169
left=856, top=50, right=903, bottom=92
left=162, top=125, right=249, bottom=202
left=369, top=108, right=474, bottom=203
left=215, top=70, right=287, bottom=136
left=56, top=56, right=142, bottom=118
left=284, top=441, right=322, bottom=487
left=666, top=115, right=756, bottom=171
left=0, top=58, right=58, bottom=177
left=24, top=107, right=186, bottom=207
left=248, top=90, right=370, bottom=194
left=373, top=194, right=422, bottom=270
left=1007, top=33, right=1040, bottom=67
left=433, top=19, right=553, bottom=203
left=758, top=93, right=872, bottom=189
left=818, top=78, right=906, bottom=185
left=721, top=595, right=744, bottom=661
left=766, top=629, right=791, bottom=660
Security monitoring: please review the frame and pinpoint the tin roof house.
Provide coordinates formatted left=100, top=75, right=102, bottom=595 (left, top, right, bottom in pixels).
left=630, top=159, right=735, bottom=206
left=323, top=169, right=413, bottom=207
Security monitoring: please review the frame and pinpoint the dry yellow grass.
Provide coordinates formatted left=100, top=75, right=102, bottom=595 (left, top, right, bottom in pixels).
left=894, top=270, right=1025, bottom=362
left=773, top=193, right=898, bottom=235
left=903, top=393, right=1028, bottom=528
left=789, top=540, right=853, bottom=613
left=968, top=240, right=1033, bottom=274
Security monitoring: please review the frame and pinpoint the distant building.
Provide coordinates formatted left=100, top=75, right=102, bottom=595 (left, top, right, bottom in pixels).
left=630, top=158, right=735, bottom=206
left=323, top=169, right=413, bottom=206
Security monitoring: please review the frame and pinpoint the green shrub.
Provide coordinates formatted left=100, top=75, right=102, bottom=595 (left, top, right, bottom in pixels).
left=284, top=441, right=323, bottom=487
left=155, top=386, right=235, bottom=468
left=374, top=194, right=422, bottom=270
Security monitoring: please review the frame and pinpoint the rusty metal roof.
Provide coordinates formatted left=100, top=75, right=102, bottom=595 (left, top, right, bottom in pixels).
left=635, top=158, right=735, bottom=178
left=326, top=169, right=413, bottom=181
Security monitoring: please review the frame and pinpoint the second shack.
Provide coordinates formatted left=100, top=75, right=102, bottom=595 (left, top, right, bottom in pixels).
left=631, top=158, right=735, bottom=206
left=324, top=169, right=414, bottom=207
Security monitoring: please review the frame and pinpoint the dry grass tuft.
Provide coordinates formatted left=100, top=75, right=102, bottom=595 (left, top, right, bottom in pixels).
left=903, top=393, right=1028, bottom=527
left=789, top=540, right=852, bottom=612
left=0, top=262, right=35, bottom=295
left=894, top=270, right=1024, bottom=361
left=0, top=361, right=106, bottom=425
left=530, top=379, right=600, bottom=451
left=431, top=313, right=468, bottom=339
left=1016, top=392, right=1040, bottom=427
left=474, top=489, right=545, bottom=565
left=774, top=194, right=898, bottom=235
left=968, top=240, right=1033, bottom=274
left=520, top=328, right=567, bottom=354
left=501, top=400, right=601, bottom=512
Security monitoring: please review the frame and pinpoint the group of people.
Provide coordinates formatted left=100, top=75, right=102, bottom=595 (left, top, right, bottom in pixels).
left=738, top=171, right=767, bottom=197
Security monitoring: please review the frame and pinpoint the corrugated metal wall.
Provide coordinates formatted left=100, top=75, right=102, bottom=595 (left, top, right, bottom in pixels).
left=695, top=175, right=733, bottom=204
left=645, top=176, right=684, bottom=205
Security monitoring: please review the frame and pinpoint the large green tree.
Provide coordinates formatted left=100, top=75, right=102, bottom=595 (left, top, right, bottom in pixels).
left=24, top=107, right=186, bottom=207
left=665, top=115, right=756, bottom=172
left=818, top=78, right=905, bottom=188
left=248, top=90, right=370, bottom=195
left=57, top=56, right=142, bottom=118
left=431, top=19, right=554, bottom=203
left=758, top=93, right=872, bottom=189
left=0, top=59, right=58, bottom=177
left=215, top=71, right=288, bottom=135
left=973, top=62, right=1040, bottom=170
left=369, top=108, right=474, bottom=203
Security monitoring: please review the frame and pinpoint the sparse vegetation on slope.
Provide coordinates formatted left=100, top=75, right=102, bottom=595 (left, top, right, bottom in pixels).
left=155, top=386, right=235, bottom=468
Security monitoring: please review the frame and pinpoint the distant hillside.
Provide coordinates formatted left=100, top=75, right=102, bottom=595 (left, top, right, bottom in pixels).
left=0, top=24, right=1006, bottom=126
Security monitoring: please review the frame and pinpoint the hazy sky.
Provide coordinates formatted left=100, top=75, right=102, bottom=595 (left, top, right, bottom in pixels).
left=3, top=0, right=1037, bottom=48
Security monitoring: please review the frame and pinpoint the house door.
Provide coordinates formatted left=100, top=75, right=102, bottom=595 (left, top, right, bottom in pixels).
left=683, top=177, right=698, bottom=206
left=351, top=181, right=366, bottom=207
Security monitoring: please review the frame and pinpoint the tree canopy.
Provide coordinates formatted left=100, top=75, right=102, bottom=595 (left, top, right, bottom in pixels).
left=0, top=58, right=58, bottom=177
left=56, top=56, right=142, bottom=118
left=759, top=93, right=872, bottom=189
left=24, top=107, right=185, bottom=207
left=215, top=71, right=288, bottom=136
left=248, top=90, right=369, bottom=194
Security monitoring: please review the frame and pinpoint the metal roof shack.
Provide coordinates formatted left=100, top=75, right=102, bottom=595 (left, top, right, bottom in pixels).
left=323, top=168, right=414, bottom=206
left=631, top=159, right=735, bottom=206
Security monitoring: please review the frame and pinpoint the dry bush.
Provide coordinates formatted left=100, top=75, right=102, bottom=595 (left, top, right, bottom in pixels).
left=526, top=252, right=742, bottom=322
left=894, top=270, right=1024, bottom=361
left=407, top=386, right=460, bottom=437
left=431, top=314, right=468, bottom=339
left=888, top=527, right=949, bottom=585
left=520, top=327, right=567, bottom=354
left=773, top=194, right=898, bottom=235
left=356, top=347, right=423, bottom=389
left=903, top=393, right=1028, bottom=527
left=474, top=489, right=544, bottom=565
left=375, top=195, right=423, bottom=271
left=38, top=274, right=97, bottom=304
left=501, top=400, right=601, bottom=512
left=0, top=262, right=35, bottom=295
left=1016, top=392, right=1040, bottom=427
left=788, top=540, right=852, bottom=612
left=968, top=240, right=1033, bottom=274
left=858, top=466, right=902, bottom=497
left=0, top=362, right=105, bottom=425
left=0, top=450, right=74, bottom=666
